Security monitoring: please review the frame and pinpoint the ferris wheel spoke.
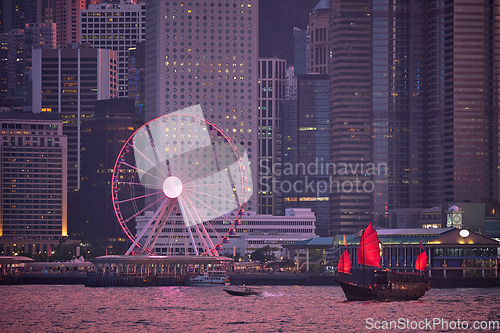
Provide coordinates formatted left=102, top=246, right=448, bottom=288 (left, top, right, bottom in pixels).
left=142, top=199, right=171, bottom=252
left=125, top=197, right=169, bottom=255
left=205, top=215, right=231, bottom=241
left=182, top=201, right=212, bottom=255
left=144, top=124, right=170, bottom=175
left=147, top=200, right=179, bottom=253
left=164, top=204, right=180, bottom=255
left=117, top=181, right=158, bottom=187
left=177, top=196, right=199, bottom=256
left=119, top=161, right=165, bottom=183
left=130, top=140, right=168, bottom=179
left=184, top=196, right=217, bottom=252
left=186, top=197, right=229, bottom=223
left=116, top=190, right=164, bottom=205
left=121, top=195, right=165, bottom=225
left=183, top=195, right=215, bottom=247
left=189, top=188, right=238, bottom=206
left=187, top=195, right=230, bottom=239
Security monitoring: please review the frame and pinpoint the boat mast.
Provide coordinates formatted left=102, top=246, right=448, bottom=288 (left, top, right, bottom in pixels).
left=362, top=228, right=365, bottom=287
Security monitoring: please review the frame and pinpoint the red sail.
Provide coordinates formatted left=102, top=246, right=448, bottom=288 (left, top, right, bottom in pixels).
left=357, top=223, right=381, bottom=267
left=415, top=251, right=428, bottom=271
left=338, top=249, right=351, bottom=274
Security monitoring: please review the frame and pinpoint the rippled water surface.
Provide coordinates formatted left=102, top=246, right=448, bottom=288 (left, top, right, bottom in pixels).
left=1, top=285, right=499, bottom=332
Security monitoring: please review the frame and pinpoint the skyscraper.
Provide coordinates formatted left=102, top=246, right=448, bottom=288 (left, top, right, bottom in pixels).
left=80, top=0, right=146, bottom=98
left=328, top=1, right=427, bottom=235
left=308, top=0, right=328, bottom=74
left=128, top=42, right=146, bottom=119
left=328, top=0, right=498, bottom=236
left=427, top=0, right=500, bottom=206
left=293, top=26, right=308, bottom=75
left=78, top=98, right=143, bottom=253
left=282, top=73, right=329, bottom=236
left=329, top=1, right=374, bottom=235
left=258, top=57, right=286, bottom=215
left=145, top=0, right=259, bottom=211
left=0, top=0, right=39, bottom=33
left=0, top=23, right=56, bottom=101
left=0, top=113, right=67, bottom=254
left=32, top=44, right=117, bottom=191
left=56, top=0, right=87, bottom=48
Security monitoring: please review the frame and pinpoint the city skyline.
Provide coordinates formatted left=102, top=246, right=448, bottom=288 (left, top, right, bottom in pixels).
left=1, top=0, right=500, bottom=257
left=0, top=2, right=499, bottom=331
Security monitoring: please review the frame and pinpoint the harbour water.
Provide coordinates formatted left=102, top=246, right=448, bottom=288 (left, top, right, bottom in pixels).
left=1, top=285, right=499, bottom=332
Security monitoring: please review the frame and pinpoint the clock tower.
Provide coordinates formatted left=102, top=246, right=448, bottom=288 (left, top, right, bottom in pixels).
left=446, top=205, right=463, bottom=229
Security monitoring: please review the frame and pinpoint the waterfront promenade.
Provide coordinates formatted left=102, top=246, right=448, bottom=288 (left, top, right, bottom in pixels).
left=1, top=254, right=499, bottom=288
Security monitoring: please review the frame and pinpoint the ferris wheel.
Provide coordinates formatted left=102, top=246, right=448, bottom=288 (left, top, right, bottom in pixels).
left=111, top=105, right=252, bottom=256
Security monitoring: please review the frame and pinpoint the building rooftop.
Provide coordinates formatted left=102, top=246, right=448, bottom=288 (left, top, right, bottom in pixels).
left=282, top=237, right=335, bottom=249
left=0, top=112, right=61, bottom=121
left=313, top=0, right=329, bottom=11
left=376, top=228, right=452, bottom=236
left=285, top=228, right=500, bottom=248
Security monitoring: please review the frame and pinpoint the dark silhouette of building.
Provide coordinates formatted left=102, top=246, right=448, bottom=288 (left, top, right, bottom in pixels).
left=282, top=74, right=329, bottom=236
left=127, top=42, right=145, bottom=120
left=75, top=98, right=143, bottom=254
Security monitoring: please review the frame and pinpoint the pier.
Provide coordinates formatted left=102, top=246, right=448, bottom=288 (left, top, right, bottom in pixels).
left=85, top=255, right=233, bottom=287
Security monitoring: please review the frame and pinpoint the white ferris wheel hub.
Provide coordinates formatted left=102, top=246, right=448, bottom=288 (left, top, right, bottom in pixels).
left=163, top=176, right=183, bottom=198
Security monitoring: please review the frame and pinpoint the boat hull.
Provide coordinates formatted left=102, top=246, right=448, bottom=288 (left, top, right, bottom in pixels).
left=188, top=271, right=229, bottom=285
left=335, top=279, right=430, bottom=302
left=223, top=288, right=262, bottom=296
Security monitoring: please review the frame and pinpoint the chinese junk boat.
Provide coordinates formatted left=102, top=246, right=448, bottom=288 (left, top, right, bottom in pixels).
left=335, top=223, right=430, bottom=301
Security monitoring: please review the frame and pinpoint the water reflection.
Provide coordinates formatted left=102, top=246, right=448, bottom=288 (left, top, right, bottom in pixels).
left=0, top=285, right=499, bottom=332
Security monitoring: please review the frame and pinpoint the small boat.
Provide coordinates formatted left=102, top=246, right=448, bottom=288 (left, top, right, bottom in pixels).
left=189, top=271, right=229, bottom=285
left=223, top=286, right=262, bottom=296
left=335, top=223, right=430, bottom=301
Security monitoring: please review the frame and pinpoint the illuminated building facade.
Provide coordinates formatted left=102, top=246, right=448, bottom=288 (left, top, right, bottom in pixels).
left=80, top=0, right=146, bottom=97
left=1, top=29, right=27, bottom=99
left=258, top=57, right=286, bottom=216
left=31, top=45, right=117, bottom=191
left=0, top=113, right=67, bottom=255
left=145, top=0, right=259, bottom=211
left=340, top=228, right=499, bottom=279
left=23, top=23, right=57, bottom=71
left=0, top=23, right=56, bottom=104
left=56, top=0, right=87, bottom=48
left=136, top=208, right=316, bottom=258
